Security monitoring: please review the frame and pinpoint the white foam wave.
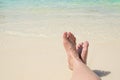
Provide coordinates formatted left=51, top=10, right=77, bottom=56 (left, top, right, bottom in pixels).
left=1, top=30, right=48, bottom=38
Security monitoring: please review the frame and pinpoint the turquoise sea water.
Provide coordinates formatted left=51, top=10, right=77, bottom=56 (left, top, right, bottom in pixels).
left=0, top=0, right=120, bottom=41
left=0, top=0, right=120, bottom=9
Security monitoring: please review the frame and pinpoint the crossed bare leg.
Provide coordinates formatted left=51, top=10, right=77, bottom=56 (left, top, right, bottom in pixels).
left=63, top=32, right=100, bottom=80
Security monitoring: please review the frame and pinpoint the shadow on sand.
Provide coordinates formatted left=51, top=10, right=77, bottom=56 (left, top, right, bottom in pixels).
left=93, top=70, right=111, bottom=77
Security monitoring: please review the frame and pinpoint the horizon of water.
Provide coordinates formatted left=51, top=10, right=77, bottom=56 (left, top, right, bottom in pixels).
left=0, top=0, right=120, bottom=41
left=0, top=0, right=120, bottom=12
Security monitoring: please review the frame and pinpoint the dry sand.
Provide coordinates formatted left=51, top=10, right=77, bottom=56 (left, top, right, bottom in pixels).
left=0, top=32, right=120, bottom=80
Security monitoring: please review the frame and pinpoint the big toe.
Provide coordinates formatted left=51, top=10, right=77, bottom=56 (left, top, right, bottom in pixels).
left=63, top=32, right=67, bottom=40
left=63, top=32, right=69, bottom=45
left=83, top=41, right=89, bottom=48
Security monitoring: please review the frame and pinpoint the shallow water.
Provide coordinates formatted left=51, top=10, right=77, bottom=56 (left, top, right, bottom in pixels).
left=0, top=0, right=120, bottom=42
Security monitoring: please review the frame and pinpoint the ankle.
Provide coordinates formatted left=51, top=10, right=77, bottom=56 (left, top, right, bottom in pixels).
left=72, top=59, right=84, bottom=70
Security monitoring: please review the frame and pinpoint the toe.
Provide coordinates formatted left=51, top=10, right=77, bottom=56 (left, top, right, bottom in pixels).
left=63, top=32, right=67, bottom=39
left=83, top=41, right=89, bottom=48
left=68, top=32, right=76, bottom=44
left=76, top=42, right=83, bottom=51
left=63, top=32, right=69, bottom=44
left=70, top=32, right=76, bottom=43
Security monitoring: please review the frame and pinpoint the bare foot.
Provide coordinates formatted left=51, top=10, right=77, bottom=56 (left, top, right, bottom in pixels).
left=63, top=32, right=89, bottom=70
left=63, top=32, right=79, bottom=70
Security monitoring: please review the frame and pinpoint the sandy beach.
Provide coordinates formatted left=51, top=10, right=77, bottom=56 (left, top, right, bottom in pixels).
left=0, top=32, right=71, bottom=80
left=0, top=0, right=120, bottom=80
left=0, top=30, right=120, bottom=80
